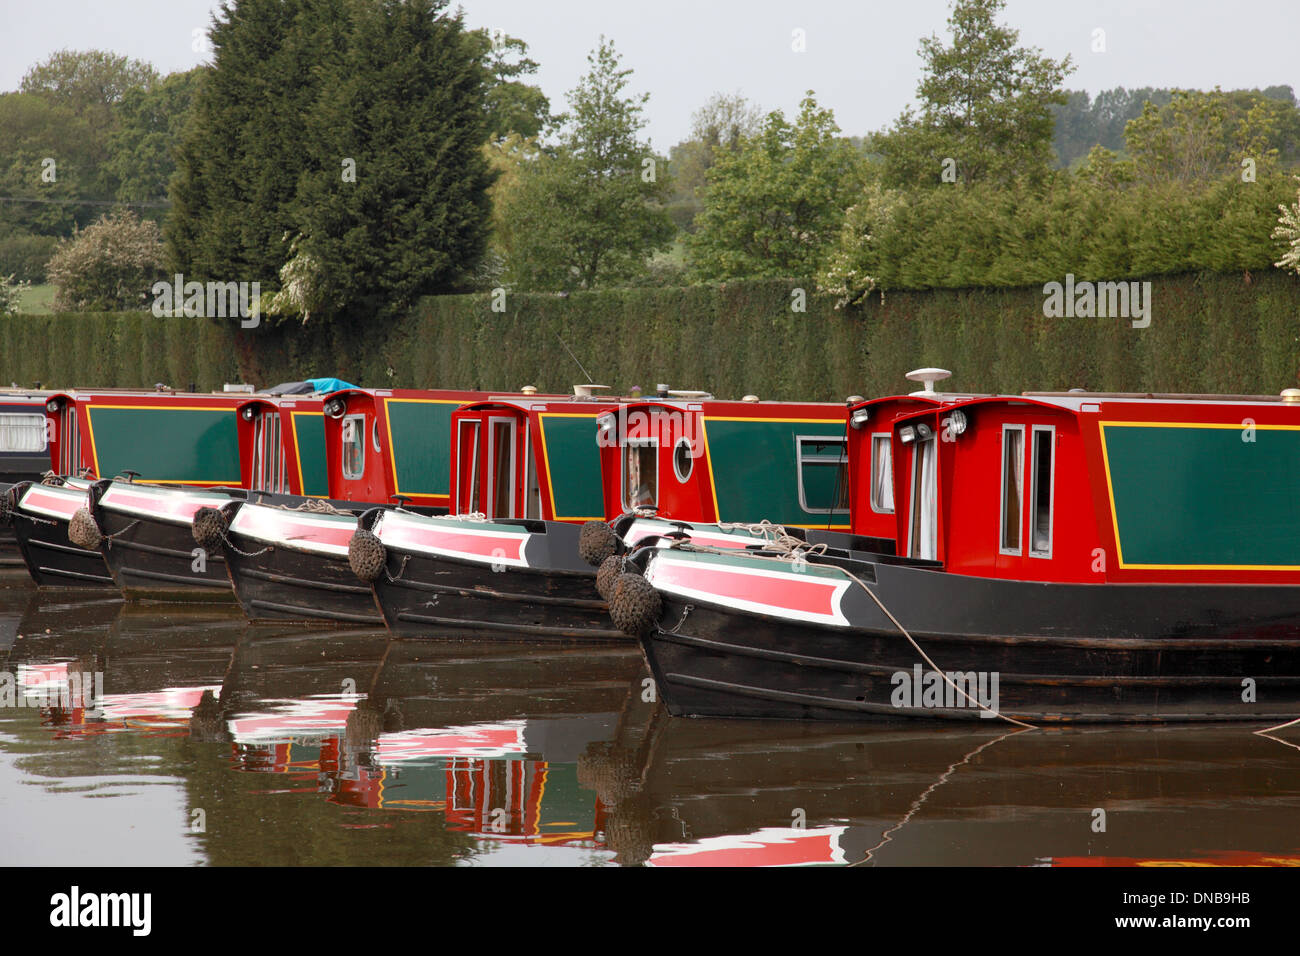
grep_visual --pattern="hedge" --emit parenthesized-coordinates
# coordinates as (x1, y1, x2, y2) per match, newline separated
(3, 272, 1298, 401)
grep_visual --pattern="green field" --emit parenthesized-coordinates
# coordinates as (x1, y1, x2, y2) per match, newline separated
(17, 284, 56, 314)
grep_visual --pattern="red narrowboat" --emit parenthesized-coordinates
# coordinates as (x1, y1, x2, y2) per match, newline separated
(623, 372, 1300, 723)
(10, 387, 253, 590)
(593, 388, 953, 558)
(216, 387, 512, 623)
(360, 393, 626, 639)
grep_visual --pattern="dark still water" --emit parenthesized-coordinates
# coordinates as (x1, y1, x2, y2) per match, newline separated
(4, 571, 1300, 867)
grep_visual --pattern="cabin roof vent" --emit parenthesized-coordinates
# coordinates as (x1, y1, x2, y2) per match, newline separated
(1282, 388, 1300, 404)
(520, 385, 537, 396)
(742, 394, 760, 402)
(667, 389, 712, 400)
(905, 367, 952, 397)
(573, 384, 610, 398)
(845, 394, 865, 405)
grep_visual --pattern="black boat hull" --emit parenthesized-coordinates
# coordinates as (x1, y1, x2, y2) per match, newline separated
(634, 554, 1300, 723)
(10, 483, 115, 588)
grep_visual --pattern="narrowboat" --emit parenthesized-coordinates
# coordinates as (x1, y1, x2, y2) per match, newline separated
(8, 387, 255, 590)
(361, 393, 626, 639)
(10, 477, 117, 587)
(595, 388, 956, 557)
(53, 388, 264, 599)
(359, 387, 928, 641)
(621, 375, 1300, 723)
(216, 387, 495, 623)
(0, 390, 53, 567)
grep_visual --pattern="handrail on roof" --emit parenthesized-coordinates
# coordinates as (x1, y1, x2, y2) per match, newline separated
(1023, 391, 1296, 403)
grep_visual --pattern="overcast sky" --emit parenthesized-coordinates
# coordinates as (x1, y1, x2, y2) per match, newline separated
(1, 0, 1296, 148)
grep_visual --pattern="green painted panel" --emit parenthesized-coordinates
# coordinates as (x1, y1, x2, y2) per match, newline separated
(704, 419, 848, 525)
(291, 412, 329, 497)
(386, 400, 457, 497)
(539, 414, 604, 519)
(1103, 424, 1300, 566)
(88, 407, 240, 482)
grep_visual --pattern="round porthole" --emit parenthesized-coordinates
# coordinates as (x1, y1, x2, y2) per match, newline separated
(673, 436, 694, 483)
(372, 419, 382, 453)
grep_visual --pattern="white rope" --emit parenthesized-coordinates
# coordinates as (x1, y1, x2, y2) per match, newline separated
(661, 537, 1035, 729)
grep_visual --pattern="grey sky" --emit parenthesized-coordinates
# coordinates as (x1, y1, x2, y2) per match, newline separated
(1, 0, 1296, 149)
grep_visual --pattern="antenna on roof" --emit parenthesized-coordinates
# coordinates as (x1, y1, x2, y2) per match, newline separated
(554, 332, 593, 384)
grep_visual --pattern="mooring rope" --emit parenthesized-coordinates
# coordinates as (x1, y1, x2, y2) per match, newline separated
(661, 537, 1036, 729)
(269, 498, 351, 515)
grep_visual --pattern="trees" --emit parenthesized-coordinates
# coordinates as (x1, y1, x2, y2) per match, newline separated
(688, 93, 867, 281)
(167, 0, 495, 325)
(104, 68, 205, 209)
(287, 0, 495, 320)
(470, 31, 551, 140)
(499, 37, 673, 290)
(46, 209, 164, 312)
(667, 92, 764, 232)
(1275, 178, 1300, 275)
(874, 0, 1072, 186)
(20, 49, 158, 139)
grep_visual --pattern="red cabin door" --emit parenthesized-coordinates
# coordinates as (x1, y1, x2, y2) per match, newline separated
(454, 411, 527, 519)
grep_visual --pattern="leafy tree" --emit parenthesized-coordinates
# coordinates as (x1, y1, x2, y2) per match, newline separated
(167, 0, 349, 290)
(1124, 88, 1294, 185)
(104, 68, 205, 209)
(286, 0, 496, 321)
(667, 92, 763, 232)
(0, 92, 99, 237)
(1275, 177, 1300, 275)
(688, 93, 867, 281)
(20, 49, 158, 138)
(468, 30, 550, 140)
(46, 209, 164, 311)
(168, 0, 494, 324)
(500, 37, 673, 290)
(874, 0, 1072, 186)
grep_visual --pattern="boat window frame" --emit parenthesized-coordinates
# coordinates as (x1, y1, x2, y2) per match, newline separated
(869, 432, 895, 515)
(795, 434, 850, 515)
(523, 424, 541, 519)
(0, 413, 47, 453)
(61, 405, 80, 475)
(621, 435, 659, 512)
(672, 435, 694, 484)
(455, 419, 481, 514)
(907, 431, 938, 559)
(485, 415, 517, 519)
(1028, 424, 1055, 559)
(341, 413, 366, 480)
(999, 424, 1025, 556)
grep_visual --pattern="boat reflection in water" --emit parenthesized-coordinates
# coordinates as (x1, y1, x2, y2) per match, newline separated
(594, 719, 1300, 866)
(7, 589, 1300, 866)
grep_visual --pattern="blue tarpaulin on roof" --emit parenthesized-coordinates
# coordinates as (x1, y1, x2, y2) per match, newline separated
(306, 378, 357, 394)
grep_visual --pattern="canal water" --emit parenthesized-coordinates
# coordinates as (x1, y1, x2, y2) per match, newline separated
(3, 570, 1300, 867)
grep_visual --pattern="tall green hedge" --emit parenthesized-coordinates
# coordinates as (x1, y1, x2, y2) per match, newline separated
(3, 273, 1299, 400)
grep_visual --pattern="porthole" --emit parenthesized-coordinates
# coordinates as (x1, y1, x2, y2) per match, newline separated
(673, 436, 694, 483)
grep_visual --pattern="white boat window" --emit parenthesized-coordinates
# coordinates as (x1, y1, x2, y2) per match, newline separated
(870, 433, 894, 514)
(1029, 426, 1054, 558)
(341, 414, 365, 479)
(0, 414, 46, 453)
(622, 438, 658, 512)
(1000, 425, 1024, 554)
